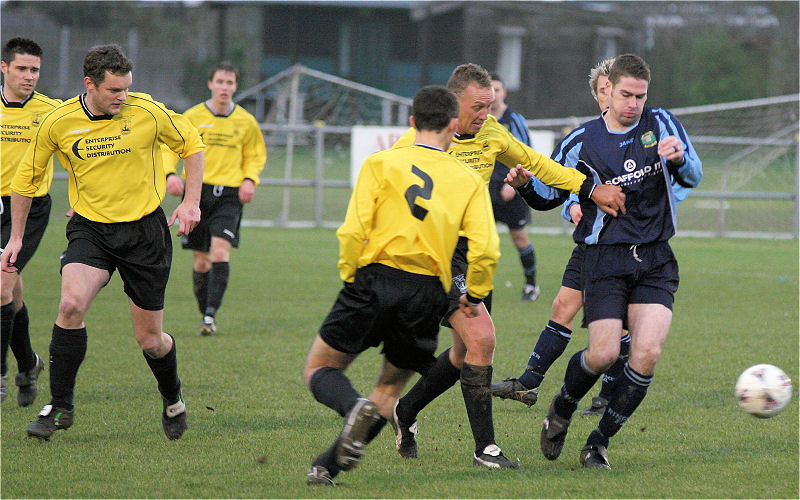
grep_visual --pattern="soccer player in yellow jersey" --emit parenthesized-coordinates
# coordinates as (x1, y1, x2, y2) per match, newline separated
(390, 63, 626, 467)
(163, 62, 266, 336)
(1, 44, 205, 442)
(303, 86, 502, 486)
(0, 38, 60, 407)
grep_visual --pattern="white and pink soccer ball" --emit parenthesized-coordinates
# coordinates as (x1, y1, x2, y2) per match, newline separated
(735, 364, 792, 418)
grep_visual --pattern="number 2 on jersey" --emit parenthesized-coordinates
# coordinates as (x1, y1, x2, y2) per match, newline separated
(404, 165, 433, 221)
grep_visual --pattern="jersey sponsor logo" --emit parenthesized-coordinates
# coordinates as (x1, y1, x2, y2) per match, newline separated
(641, 131, 657, 148)
(72, 135, 131, 159)
(623, 159, 637, 172)
(618, 137, 634, 148)
(605, 161, 663, 187)
(72, 139, 85, 160)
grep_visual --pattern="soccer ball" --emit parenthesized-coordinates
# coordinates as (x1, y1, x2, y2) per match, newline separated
(735, 364, 792, 418)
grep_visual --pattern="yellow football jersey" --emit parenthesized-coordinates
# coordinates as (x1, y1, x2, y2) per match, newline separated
(162, 103, 266, 187)
(1, 90, 61, 197)
(338, 144, 499, 299)
(12, 92, 204, 223)
(394, 114, 585, 193)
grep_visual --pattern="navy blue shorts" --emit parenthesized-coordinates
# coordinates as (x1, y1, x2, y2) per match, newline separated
(1, 195, 51, 273)
(560, 243, 586, 291)
(489, 180, 531, 231)
(181, 184, 243, 252)
(582, 241, 679, 325)
(60, 207, 171, 311)
(441, 237, 492, 328)
(319, 264, 448, 376)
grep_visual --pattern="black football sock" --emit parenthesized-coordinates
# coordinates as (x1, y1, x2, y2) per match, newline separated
(518, 320, 572, 389)
(553, 350, 600, 420)
(1, 302, 16, 376)
(313, 441, 343, 478)
(597, 334, 631, 401)
(460, 363, 495, 454)
(192, 270, 209, 315)
(519, 244, 537, 285)
(204, 261, 230, 317)
(594, 363, 651, 445)
(48, 325, 87, 410)
(143, 333, 181, 404)
(365, 415, 387, 444)
(308, 366, 360, 417)
(10, 303, 36, 372)
(395, 348, 460, 424)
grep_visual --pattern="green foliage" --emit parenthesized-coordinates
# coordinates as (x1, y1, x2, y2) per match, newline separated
(1, 220, 797, 497)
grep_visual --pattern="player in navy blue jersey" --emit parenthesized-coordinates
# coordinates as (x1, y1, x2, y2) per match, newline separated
(509, 54, 701, 470)
(488, 74, 539, 302)
(492, 58, 620, 410)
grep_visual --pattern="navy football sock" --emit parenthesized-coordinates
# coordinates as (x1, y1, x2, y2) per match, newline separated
(519, 244, 537, 285)
(518, 320, 571, 389)
(553, 350, 600, 420)
(597, 363, 651, 440)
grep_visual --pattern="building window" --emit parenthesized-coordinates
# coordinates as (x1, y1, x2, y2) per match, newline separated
(497, 26, 527, 91)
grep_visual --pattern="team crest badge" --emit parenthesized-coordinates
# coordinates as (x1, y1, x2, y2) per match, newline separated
(482, 140, 490, 151)
(640, 131, 657, 148)
(31, 111, 44, 126)
(120, 115, 132, 135)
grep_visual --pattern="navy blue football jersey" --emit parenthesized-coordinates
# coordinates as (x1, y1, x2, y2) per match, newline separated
(553, 107, 702, 245)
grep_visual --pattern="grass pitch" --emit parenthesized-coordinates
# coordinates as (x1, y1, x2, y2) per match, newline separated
(1, 218, 797, 497)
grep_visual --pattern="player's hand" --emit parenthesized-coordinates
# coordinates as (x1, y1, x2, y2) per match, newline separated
(504, 165, 532, 188)
(500, 183, 516, 202)
(65, 208, 75, 217)
(568, 202, 583, 224)
(239, 179, 256, 204)
(458, 294, 481, 318)
(166, 175, 185, 197)
(169, 202, 201, 236)
(590, 184, 626, 217)
(658, 136, 684, 164)
(0, 237, 22, 273)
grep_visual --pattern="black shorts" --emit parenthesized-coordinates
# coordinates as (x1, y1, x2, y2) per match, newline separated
(319, 263, 448, 376)
(60, 207, 172, 311)
(441, 237, 492, 328)
(1, 195, 51, 273)
(582, 241, 679, 325)
(181, 184, 243, 252)
(489, 180, 531, 231)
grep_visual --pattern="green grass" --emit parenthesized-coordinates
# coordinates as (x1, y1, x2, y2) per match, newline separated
(1, 215, 797, 497)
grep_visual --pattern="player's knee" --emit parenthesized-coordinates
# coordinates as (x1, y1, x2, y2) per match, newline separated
(468, 329, 496, 356)
(632, 345, 662, 373)
(58, 294, 88, 322)
(584, 346, 618, 372)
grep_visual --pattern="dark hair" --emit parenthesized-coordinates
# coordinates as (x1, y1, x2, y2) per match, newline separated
(2, 37, 42, 64)
(489, 72, 503, 84)
(208, 61, 239, 83)
(608, 53, 650, 86)
(83, 44, 133, 85)
(412, 86, 458, 131)
(447, 63, 492, 94)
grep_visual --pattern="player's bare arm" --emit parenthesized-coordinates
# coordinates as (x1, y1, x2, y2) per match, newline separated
(0, 192, 33, 272)
(238, 178, 256, 204)
(170, 151, 203, 236)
